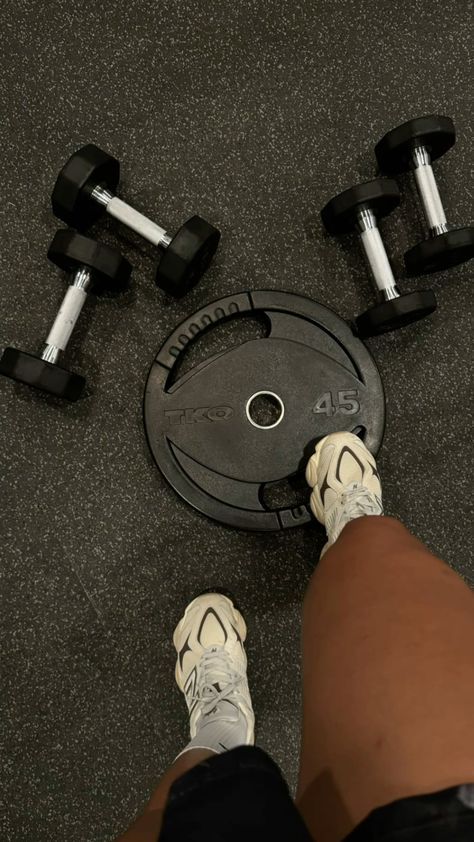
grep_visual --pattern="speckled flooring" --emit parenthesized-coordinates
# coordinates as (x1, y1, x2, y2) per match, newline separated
(0, 2, 473, 840)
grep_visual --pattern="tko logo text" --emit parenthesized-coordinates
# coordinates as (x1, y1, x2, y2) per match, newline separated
(164, 406, 234, 425)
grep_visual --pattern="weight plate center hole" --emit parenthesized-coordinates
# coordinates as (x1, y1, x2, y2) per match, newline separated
(246, 391, 285, 430)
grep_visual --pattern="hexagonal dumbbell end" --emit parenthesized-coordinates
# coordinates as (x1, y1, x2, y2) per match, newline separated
(156, 215, 221, 296)
(51, 144, 120, 229)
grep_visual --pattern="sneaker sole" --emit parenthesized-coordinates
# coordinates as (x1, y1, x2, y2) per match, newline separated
(306, 440, 325, 524)
(195, 587, 242, 614)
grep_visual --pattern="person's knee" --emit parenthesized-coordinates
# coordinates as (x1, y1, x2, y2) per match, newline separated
(302, 515, 420, 612)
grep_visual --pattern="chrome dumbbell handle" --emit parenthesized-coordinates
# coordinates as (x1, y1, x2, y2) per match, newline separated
(356, 209, 400, 302)
(412, 146, 449, 236)
(91, 185, 172, 249)
(42, 267, 92, 365)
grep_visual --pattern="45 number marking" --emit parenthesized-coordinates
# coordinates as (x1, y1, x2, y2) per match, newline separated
(313, 389, 360, 416)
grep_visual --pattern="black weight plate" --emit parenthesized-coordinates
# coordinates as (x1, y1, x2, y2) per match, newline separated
(0, 347, 85, 401)
(404, 227, 474, 275)
(51, 144, 120, 229)
(375, 116, 456, 174)
(144, 291, 386, 531)
(48, 229, 132, 293)
(355, 290, 437, 338)
(321, 179, 400, 235)
(157, 216, 221, 297)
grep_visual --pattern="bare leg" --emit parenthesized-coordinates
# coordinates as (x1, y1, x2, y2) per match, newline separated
(115, 749, 215, 841)
(297, 516, 474, 842)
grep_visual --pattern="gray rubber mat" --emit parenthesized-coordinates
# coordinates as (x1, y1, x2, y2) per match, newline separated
(0, 2, 472, 839)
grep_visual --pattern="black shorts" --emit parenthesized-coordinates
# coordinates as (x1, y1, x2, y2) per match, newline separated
(159, 746, 474, 841)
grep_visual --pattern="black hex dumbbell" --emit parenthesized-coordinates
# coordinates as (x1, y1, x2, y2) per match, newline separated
(0, 230, 131, 401)
(51, 144, 220, 297)
(321, 179, 437, 338)
(375, 115, 474, 275)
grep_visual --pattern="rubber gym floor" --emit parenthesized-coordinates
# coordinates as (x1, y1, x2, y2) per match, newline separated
(0, 2, 472, 840)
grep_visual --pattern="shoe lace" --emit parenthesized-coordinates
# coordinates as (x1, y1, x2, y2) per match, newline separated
(338, 484, 382, 521)
(191, 646, 244, 718)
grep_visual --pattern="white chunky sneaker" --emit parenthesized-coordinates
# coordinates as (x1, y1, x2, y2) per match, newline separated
(306, 431, 383, 552)
(173, 593, 255, 755)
